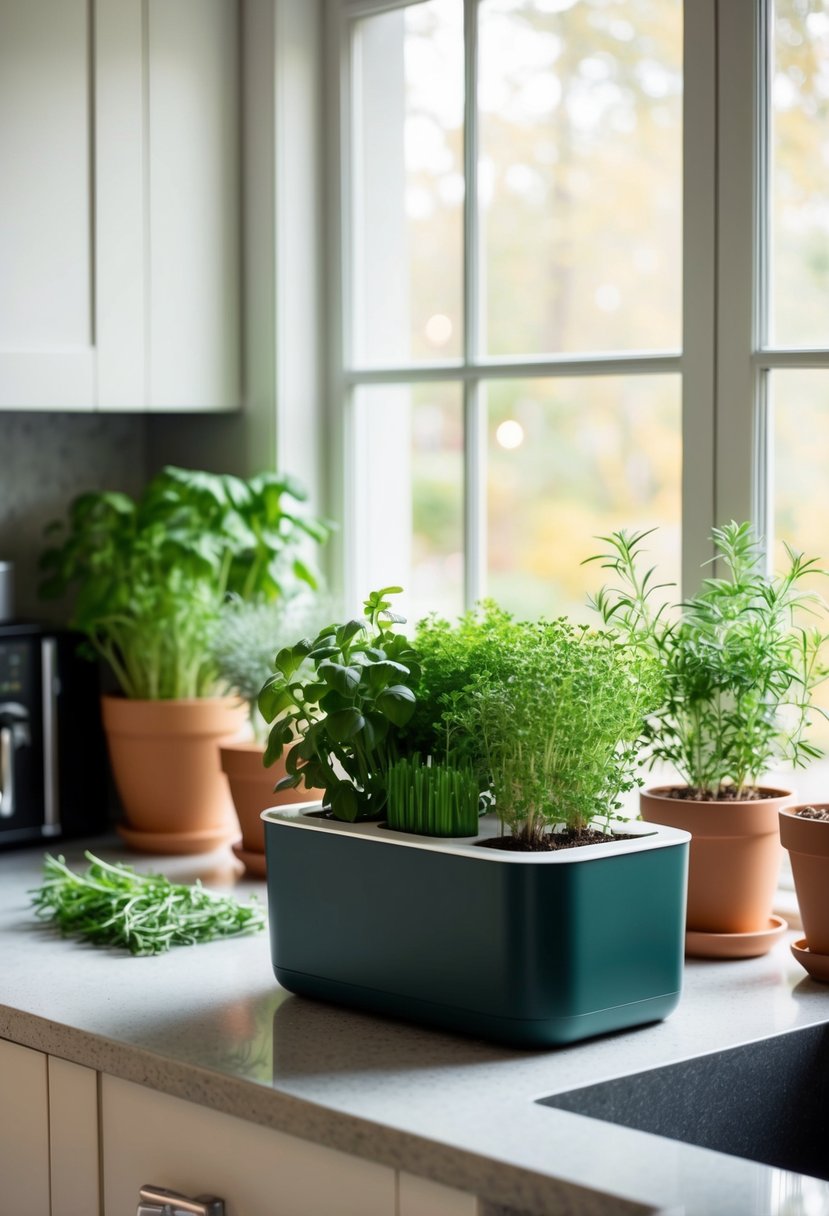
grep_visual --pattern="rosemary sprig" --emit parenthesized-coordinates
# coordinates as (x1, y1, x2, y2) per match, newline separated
(31, 852, 266, 956)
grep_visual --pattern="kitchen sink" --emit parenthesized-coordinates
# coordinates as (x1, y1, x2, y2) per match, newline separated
(538, 1024, 829, 1181)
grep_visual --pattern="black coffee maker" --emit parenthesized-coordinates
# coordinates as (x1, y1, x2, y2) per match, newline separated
(0, 564, 108, 847)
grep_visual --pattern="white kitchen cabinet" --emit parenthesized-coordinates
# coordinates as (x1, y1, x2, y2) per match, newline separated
(0, 1038, 51, 1216)
(0, 0, 241, 413)
(399, 1171, 481, 1216)
(0, 1042, 99, 1216)
(48, 1055, 101, 1216)
(101, 1074, 397, 1216)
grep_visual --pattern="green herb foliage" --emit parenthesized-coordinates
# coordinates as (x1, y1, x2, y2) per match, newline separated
(442, 616, 661, 844)
(39, 467, 331, 700)
(587, 522, 829, 797)
(409, 602, 526, 774)
(258, 588, 421, 821)
(212, 594, 329, 742)
(31, 852, 265, 955)
(385, 755, 480, 837)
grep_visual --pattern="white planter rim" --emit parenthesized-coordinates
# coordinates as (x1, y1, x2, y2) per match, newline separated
(262, 804, 690, 864)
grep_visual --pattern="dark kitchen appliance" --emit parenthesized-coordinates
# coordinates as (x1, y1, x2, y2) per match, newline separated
(0, 622, 108, 847)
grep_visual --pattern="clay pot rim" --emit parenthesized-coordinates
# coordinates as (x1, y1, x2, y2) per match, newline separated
(101, 692, 245, 710)
(780, 803, 829, 820)
(643, 784, 794, 806)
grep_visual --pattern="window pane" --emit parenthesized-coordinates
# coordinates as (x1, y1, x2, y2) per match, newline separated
(771, 1, 829, 348)
(352, 383, 464, 621)
(351, 1, 464, 366)
(478, 0, 682, 358)
(773, 369, 829, 746)
(487, 375, 681, 618)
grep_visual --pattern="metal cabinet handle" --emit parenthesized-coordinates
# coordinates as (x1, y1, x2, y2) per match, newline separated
(136, 1184, 225, 1216)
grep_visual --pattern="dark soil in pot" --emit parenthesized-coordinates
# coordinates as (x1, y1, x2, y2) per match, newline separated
(478, 828, 636, 852)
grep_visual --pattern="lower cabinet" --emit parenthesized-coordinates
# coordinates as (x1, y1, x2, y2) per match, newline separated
(0, 1040, 99, 1216)
(0, 1039, 50, 1216)
(101, 1075, 396, 1216)
(102, 1076, 480, 1215)
(0, 1037, 480, 1216)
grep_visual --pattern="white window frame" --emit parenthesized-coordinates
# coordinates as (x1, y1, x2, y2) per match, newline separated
(320, 0, 822, 608)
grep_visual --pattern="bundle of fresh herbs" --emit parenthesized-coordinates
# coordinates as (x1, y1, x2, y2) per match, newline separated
(31, 853, 266, 955)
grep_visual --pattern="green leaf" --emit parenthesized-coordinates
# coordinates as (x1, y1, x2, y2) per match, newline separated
(331, 782, 360, 822)
(318, 660, 362, 696)
(258, 677, 293, 723)
(326, 708, 366, 741)
(376, 684, 416, 726)
(335, 619, 366, 648)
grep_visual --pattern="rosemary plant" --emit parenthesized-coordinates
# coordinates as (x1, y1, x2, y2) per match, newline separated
(587, 522, 829, 798)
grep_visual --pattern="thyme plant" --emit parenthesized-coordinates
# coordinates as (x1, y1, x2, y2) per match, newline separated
(587, 522, 829, 798)
(442, 617, 662, 845)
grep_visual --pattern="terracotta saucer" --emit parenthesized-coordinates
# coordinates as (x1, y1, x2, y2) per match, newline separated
(231, 841, 268, 878)
(116, 823, 236, 856)
(790, 938, 829, 983)
(685, 915, 788, 960)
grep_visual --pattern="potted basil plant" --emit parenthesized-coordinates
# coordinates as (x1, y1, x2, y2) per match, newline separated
(259, 592, 690, 1048)
(39, 466, 330, 854)
(588, 521, 829, 957)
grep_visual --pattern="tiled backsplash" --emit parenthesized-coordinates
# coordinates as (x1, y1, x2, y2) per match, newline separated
(0, 412, 148, 622)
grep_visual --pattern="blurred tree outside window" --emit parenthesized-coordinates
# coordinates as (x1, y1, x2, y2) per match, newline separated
(337, 0, 829, 646)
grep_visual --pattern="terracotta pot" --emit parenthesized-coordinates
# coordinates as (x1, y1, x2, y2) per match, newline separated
(640, 786, 792, 935)
(779, 805, 829, 955)
(101, 695, 246, 853)
(219, 740, 324, 876)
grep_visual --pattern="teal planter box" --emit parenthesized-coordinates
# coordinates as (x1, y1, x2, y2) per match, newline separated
(263, 807, 690, 1048)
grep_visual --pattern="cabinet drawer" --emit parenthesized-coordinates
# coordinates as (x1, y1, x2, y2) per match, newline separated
(101, 1075, 396, 1216)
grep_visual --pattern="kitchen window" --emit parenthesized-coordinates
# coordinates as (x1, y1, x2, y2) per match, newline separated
(324, 0, 829, 637)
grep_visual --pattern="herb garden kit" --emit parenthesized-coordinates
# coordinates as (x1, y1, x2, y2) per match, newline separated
(258, 589, 690, 1047)
(264, 806, 689, 1047)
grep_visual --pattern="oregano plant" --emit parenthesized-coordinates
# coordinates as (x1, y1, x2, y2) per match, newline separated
(587, 521, 829, 798)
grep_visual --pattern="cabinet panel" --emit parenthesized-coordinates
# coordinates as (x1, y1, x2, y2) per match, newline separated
(94, 0, 146, 411)
(0, 0, 95, 411)
(147, 0, 241, 410)
(49, 1056, 100, 1216)
(0, 0, 241, 413)
(102, 1075, 395, 1216)
(399, 1171, 480, 1216)
(0, 0, 92, 352)
(0, 1038, 50, 1216)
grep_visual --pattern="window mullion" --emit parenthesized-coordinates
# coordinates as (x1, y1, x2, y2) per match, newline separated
(715, 0, 764, 537)
(463, 0, 485, 609)
(682, 0, 718, 595)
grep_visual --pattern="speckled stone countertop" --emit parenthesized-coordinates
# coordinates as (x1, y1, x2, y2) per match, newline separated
(2, 837, 829, 1216)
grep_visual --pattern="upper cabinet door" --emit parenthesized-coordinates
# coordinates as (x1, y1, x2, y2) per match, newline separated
(0, 0, 95, 409)
(0, 0, 242, 413)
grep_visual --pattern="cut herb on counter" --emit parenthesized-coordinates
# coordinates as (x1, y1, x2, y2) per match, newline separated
(31, 852, 266, 955)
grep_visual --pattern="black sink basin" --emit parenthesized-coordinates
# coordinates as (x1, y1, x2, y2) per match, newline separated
(539, 1024, 829, 1181)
